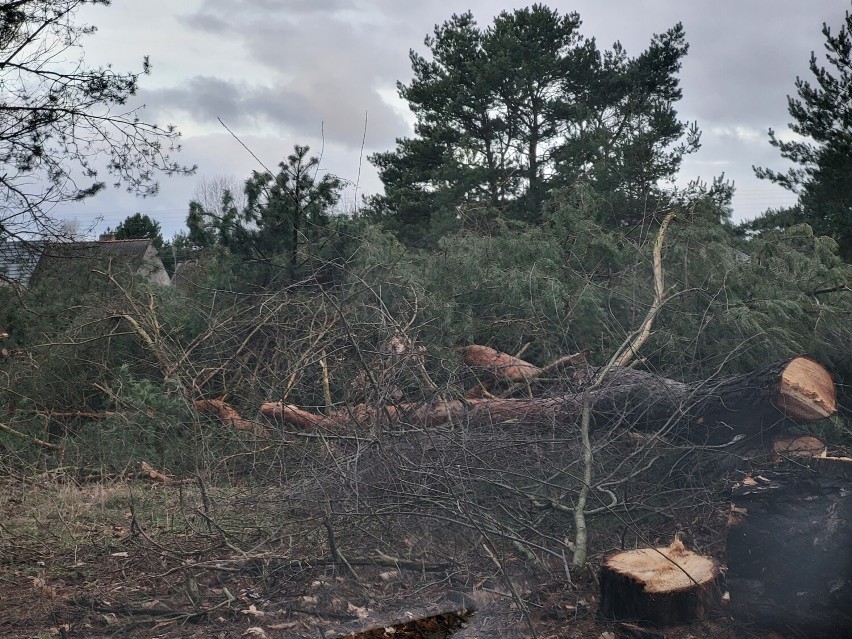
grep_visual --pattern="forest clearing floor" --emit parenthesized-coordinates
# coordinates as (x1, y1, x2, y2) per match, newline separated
(0, 475, 789, 639)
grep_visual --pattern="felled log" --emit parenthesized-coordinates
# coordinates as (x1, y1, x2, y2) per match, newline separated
(195, 398, 266, 435)
(726, 457, 852, 637)
(598, 537, 720, 625)
(458, 344, 541, 382)
(260, 399, 494, 431)
(581, 356, 835, 442)
(262, 357, 836, 444)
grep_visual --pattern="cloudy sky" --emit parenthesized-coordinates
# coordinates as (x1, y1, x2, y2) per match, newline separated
(53, 0, 848, 238)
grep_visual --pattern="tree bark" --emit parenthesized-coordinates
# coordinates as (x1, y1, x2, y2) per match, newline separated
(598, 538, 720, 625)
(726, 457, 852, 638)
(195, 398, 265, 434)
(457, 344, 541, 381)
(262, 357, 836, 444)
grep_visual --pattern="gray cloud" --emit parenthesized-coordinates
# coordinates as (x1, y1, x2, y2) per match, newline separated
(142, 73, 404, 150)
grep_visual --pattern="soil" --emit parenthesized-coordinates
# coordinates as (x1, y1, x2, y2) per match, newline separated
(0, 476, 799, 639)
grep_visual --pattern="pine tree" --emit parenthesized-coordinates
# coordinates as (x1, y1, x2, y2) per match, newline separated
(115, 213, 164, 249)
(368, 6, 697, 245)
(186, 146, 342, 281)
(753, 6, 852, 261)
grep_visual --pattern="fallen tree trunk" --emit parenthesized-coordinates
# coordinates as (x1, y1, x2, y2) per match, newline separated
(458, 344, 541, 382)
(261, 399, 495, 431)
(726, 457, 852, 637)
(262, 356, 836, 443)
(459, 344, 588, 399)
(598, 538, 720, 625)
(195, 398, 266, 435)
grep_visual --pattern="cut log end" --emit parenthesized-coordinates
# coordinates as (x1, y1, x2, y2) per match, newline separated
(776, 357, 836, 421)
(599, 540, 720, 626)
(771, 434, 827, 461)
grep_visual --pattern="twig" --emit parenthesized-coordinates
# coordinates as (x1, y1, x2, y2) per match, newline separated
(481, 542, 539, 639)
(353, 110, 368, 215)
(217, 117, 273, 174)
(323, 517, 360, 582)
(0, 420, 63, 451)
(319, 349, 332, 410)
(613, 209, 676, 368)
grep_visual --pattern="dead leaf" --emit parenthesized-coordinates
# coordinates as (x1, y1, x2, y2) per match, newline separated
(241, 604, 265, 617)
(30, 576, 56, 598)
(101, 613, 119, 626)
(242, 628, 268, 638)
(347, 602, 369, 619)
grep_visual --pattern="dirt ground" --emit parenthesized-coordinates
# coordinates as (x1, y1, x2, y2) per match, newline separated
(0, 476, 798, 639)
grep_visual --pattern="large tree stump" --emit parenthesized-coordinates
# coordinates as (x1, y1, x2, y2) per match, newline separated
(598, 538, 720, 625)
(726, 457, 852, 637)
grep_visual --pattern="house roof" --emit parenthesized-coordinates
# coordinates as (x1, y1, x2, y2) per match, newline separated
(1, 238, 171, 288)
(0, 240, 48, 287)
(31, 239, 170, 286)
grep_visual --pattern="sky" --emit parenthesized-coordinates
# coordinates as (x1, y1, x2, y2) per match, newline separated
(50, 0, 849, 239)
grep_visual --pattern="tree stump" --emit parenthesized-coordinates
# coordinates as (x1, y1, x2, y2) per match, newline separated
(726, 457, 852, 638)
(598, 538, 720, 625)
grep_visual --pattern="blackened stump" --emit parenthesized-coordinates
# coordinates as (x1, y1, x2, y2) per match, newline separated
(726, 457, 852, 638)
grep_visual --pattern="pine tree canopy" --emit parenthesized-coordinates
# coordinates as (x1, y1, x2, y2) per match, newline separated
(752, 5, 852, 261)
(367, 5, 700, 245)
(115, 213, 164, 249)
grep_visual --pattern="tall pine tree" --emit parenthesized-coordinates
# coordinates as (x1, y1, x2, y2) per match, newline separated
(752, 6, 852, 261)
(187, 145, 342, 280)
(368, 6, 698, 245)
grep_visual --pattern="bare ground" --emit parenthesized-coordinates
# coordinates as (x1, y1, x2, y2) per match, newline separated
(0, 474, 794, 639)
